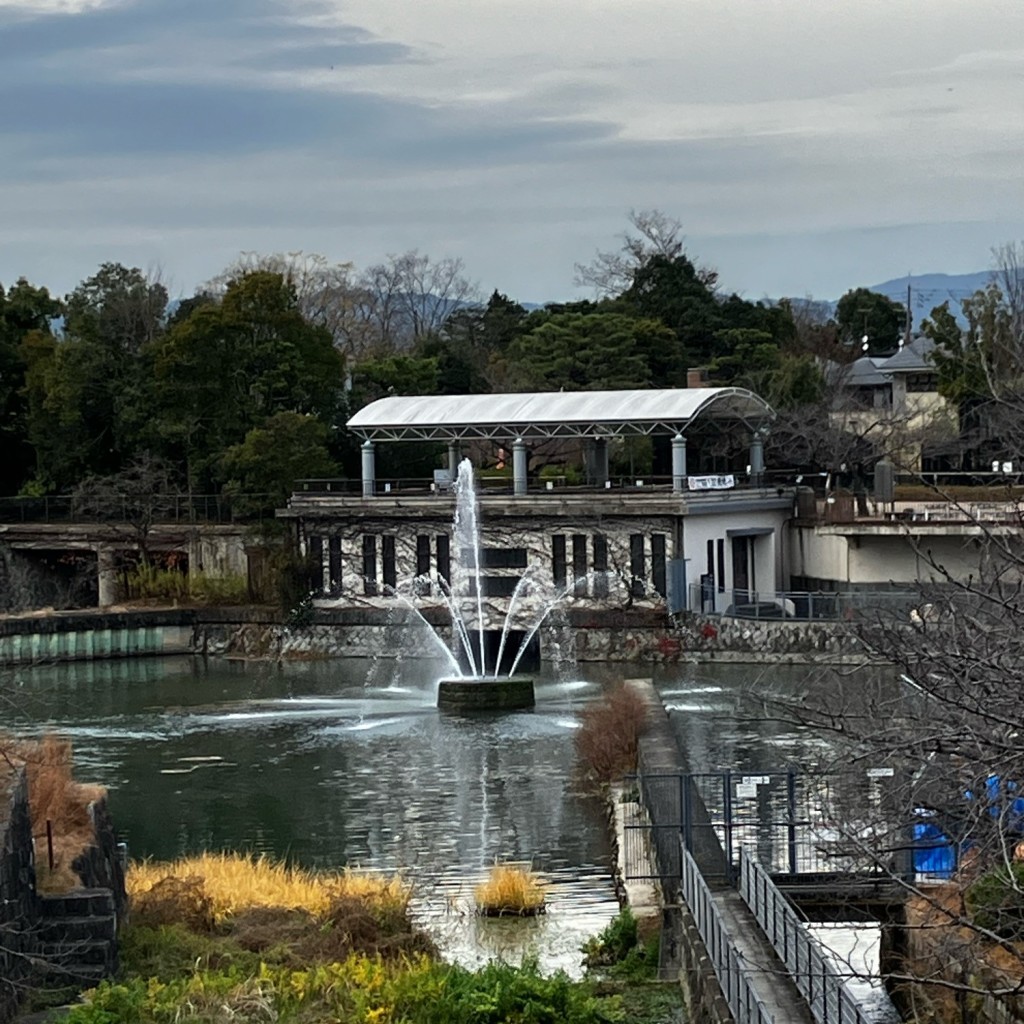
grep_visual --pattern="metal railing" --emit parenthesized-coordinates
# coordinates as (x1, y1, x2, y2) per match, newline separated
(688, 585, 925, 622)
(682, 841, 775, 1024)
(625, 770, 913, 885)
(0, 494, 275, 525)
(739, 848, 870, 1024)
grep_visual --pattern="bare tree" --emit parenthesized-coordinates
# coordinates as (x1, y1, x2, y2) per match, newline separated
(574, 209, 718, 298)
(357, 250, 479, 351)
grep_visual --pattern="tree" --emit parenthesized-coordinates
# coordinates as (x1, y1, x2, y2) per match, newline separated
(150, 271, 344, 493)
(71, 454, 178, 564)
(502, 312, 666, 392)
(574, 209, 717, 298)
(355, 250, 479, 351)
(219, 413, 338, 518)
(835, 288, 907, 355)
(0, 278, 61, 493)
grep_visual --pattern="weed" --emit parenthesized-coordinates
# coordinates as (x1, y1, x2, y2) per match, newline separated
(474, 863, 546, 916)
(574, 684, 649, 785)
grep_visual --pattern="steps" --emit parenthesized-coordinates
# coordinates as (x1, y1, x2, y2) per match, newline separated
(33, 888, 118, 987)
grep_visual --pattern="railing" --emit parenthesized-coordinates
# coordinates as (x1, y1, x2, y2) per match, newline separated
(682, 841, 775, 1024)
(739, 848, 871, 1024)
(292, 474, 768, 497)
(0, 494, 275, 525)
(624, 770, 913, 885)
(688, 585, 925, 622)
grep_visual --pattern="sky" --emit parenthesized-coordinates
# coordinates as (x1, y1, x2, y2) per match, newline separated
(1, 0, 1023, 305)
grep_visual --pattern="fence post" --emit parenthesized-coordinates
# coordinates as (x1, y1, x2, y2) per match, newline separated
(681, 773, 693, 855)
(787, 770, 798, 875)
(723, 770, 734, 878)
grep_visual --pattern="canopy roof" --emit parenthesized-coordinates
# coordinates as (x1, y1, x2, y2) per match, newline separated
(348, 387, 773, 442)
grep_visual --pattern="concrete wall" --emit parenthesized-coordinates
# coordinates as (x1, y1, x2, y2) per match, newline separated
(790, 525, 989, 587)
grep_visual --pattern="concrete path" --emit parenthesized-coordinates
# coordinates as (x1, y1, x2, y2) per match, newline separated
(711, 887, 816, 1024)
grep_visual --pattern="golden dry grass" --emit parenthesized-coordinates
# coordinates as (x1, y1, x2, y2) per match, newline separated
(128, 852, 409, 922)
(474, 863, 546, 917)
(1, 734, 105, 893)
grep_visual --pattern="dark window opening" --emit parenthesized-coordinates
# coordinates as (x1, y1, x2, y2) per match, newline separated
(593, 533, 608, 599)
(572, 534, 587, 597)
(552, 535, 567, 589)
(477, 548, 528, 569)
(382, 535, 397, 592)
(362, 536, 377, 596)
(308, 536, 324, 595)
(436, 535, 451, 588)
(468, 576, 521, 598)
(651, 534, 667, 597)
(716, 539, 725, 593)
(415, 535, 431, 595)
(328, 536, 342, 597)
(630, 534, 646, 598)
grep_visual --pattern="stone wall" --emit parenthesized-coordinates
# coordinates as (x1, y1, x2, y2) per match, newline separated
(672, 613, 865, 661)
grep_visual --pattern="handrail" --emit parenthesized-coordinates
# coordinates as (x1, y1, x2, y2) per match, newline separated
(0, 494, 275, 525)
(739, 847, 871, 1024)
(681, 840, 775, 1024)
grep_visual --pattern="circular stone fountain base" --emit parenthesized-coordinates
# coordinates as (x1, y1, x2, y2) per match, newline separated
(437, 677, 535, 711)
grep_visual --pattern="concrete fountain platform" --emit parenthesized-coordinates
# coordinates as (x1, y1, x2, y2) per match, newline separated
(436, 677, 535, 711)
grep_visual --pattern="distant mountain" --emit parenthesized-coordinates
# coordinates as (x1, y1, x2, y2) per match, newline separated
(864, 271, 993, 326)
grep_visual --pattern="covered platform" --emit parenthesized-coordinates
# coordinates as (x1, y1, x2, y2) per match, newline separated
(346, 386, 774, 497)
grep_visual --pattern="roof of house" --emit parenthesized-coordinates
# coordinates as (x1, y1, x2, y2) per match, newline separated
(347, 386, 773, 442)
(881, 336, 936, 373)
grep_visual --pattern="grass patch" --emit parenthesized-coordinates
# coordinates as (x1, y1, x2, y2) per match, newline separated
(123, 565, 250, 605)
(574, 684, 649, 786)
(474, 863, 546, 917)
(128, 852, 410, 922)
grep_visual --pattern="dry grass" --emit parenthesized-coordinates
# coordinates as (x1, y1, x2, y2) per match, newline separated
(1, 734, 105, 892)
(474, 863, 546, 917)
(574, 683, 649, 785)
(128, 852, 410, 922)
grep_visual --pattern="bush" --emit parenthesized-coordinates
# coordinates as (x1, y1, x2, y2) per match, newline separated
(582, 910, 659, 981)
(966, 863, 1024, 939)
(574, 684, 649, 785)
(122, 564, 249, 605)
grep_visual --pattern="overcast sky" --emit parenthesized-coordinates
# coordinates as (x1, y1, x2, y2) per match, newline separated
(1, 0, 1022, 304)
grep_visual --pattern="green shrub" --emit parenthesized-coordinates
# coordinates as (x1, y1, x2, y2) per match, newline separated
(966, 863, 1024, 939)
(582, 910, 659, 981)
(122, 565, 249, 605)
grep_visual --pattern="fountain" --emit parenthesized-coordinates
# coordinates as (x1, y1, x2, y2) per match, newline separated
(434, 459, 537, 711)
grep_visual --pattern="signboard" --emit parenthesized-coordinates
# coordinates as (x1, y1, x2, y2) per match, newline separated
(866, 767, 895, 779)
(687, 475, 735, 491)
(736, 775, 770, 799)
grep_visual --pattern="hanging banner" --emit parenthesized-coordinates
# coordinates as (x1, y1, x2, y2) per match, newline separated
(687, 475, 735, 491)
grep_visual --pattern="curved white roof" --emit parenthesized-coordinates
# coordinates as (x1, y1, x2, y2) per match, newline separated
(348, 387, 772, 442)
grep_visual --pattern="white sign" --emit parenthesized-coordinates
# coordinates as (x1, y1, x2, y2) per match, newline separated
(687, 475, 735, 491)
(735, 783, 758, 799)
(742, 775, 770, 786)
(866, 767, 895, 779)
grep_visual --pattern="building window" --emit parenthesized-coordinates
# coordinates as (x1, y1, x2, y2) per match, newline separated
(593, 533, 608, 599)
(415, 535, 431, 595)
(651, 534, 667, 597)
(382, 536, 397, 592)
(572, 535, 587, 597)
(436, 535, 451, 588)
(308, 536, 324, 595)
(469, 577, 520, 598)
(906, 373, 938, 393)
(716, 539, 725, 593)
(479, 548, 528, 569)
(552, 535, 567, 589)
(328, 536, 342, 597)
(362, 536, 377, 596)
(630, 534, 645, 598)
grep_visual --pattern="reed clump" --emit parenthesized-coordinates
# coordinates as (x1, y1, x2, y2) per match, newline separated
(2, 734, 105, 892)
(474, 863, 546, 917)
(574, 683, 649, 785)
(128, 852, 410, 922)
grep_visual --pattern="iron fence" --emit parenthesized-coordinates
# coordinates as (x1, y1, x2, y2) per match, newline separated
(739, 848, 871, 1024)
(0, 494, 275, 525)
(624, 770, 913, 886)
(681, 841, 775, 1024)
(688, 584, 925, 622)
